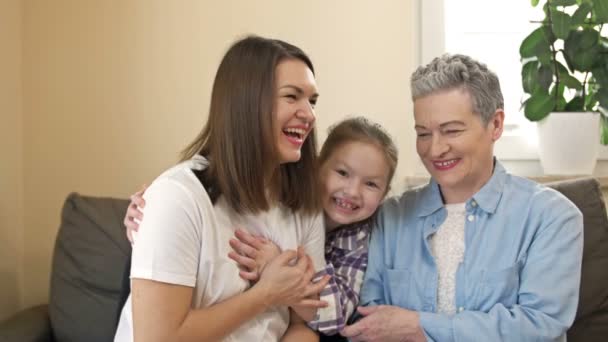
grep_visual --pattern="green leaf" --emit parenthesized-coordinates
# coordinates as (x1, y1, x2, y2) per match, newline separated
(551, 0, 577, 5)
(593, 65, 608, 88)
(525, 90, 556, 121)
(520, 27, 551, 58)
(522, 61, 541, 94)
(531, 0, 540, 6)
(565, 96, 585, 111)
(551, 11, 572, 40)
(551, 82, 566, 98)
(578, 29, 600, 49)
(572, 46, 601, 71)
(600, 115, 608, 145)
(571, 3, 592, 26)
(542, 25, 557, 45)
(598, 87, 608, 109)
(564, 29, 600, 71)
(585, 91, 599, 110)
(538, 65, 554, 91)
(563, 47, 576, 72)
(595, 0, 608, 23)
(557, 62, 583, 89)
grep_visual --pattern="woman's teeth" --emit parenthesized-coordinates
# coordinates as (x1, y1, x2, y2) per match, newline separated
(283, 127, 305, 139)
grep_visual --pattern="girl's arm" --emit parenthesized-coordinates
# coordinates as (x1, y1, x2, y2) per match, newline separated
(281, 309, 319, 342)
(308, 224, 371, 335)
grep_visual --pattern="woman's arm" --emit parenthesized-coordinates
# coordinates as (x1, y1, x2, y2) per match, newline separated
(281, 309, 319, 342)
(132, 248, 326, 342)
(132, 279, 271, 342)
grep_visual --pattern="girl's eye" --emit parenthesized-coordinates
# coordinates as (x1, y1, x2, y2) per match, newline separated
(445, 129, 463, 135)
(417, 132, 430, 138)
(366, 181, 379, 188)
(309, 99, 317, 108)
(336, 169, 348, 177)
(285, 94, 297, 101)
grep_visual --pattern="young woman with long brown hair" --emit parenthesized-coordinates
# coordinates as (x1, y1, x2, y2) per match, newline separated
(114, 35, 330, 342)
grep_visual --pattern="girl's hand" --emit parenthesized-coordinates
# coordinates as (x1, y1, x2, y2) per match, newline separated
(124, 184, 147, 244)
(228, 229, 281, 281)
(255, 247, 330, 309)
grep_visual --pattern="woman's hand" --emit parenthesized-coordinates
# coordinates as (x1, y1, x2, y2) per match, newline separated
(124, 184, 147, 243)
(228, 228, 281, 281)
(255, 247, 330, 309)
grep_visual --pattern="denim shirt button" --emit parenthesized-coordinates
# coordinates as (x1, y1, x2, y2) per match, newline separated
(467, 215, 475, 222)
(458, 306, 464, 313)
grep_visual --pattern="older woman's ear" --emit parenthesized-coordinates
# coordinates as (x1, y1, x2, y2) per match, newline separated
(490, 109, 505, 142)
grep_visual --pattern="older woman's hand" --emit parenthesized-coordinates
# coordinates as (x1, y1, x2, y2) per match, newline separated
(341, 305, 426, 342)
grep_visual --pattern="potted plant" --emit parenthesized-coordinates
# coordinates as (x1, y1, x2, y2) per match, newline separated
(520, 0, 608, 175)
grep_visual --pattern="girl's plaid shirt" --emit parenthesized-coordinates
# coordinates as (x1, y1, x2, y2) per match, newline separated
(307, 220, 372, 336)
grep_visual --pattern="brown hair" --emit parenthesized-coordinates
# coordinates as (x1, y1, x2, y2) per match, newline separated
(319, 116, 398, 192)
(181, 35, 319, 215)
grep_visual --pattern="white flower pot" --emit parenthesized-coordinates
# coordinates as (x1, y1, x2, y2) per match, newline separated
(537, 112, 600, 175)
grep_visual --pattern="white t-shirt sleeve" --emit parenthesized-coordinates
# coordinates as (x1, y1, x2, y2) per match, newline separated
(300, 213, 326, 271)
(130, 178, 202, 287)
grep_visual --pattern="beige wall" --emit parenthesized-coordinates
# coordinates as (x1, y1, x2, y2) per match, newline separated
(0, 0, 24, 320)
(17, 0, 418, 310)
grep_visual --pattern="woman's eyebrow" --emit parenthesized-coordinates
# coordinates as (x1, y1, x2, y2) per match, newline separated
(279, 85, 319, 97)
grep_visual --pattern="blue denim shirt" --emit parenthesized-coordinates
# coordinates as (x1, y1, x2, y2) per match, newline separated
(359, 161, 583, 341)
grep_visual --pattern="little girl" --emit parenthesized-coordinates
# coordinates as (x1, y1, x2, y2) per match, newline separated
(124, 116, 398, 340)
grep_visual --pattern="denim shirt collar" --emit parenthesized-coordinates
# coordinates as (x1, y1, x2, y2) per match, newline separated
(417, 158, 507, 217)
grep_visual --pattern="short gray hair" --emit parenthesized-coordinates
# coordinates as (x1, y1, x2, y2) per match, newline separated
(410, 54, 504, 125)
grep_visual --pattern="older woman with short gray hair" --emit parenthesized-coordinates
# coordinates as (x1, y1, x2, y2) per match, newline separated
(342, 54, 583, 342)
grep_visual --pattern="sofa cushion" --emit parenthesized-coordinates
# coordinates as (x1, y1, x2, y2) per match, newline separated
(49, 193, 131, 342)
(547, 178, 608, 342)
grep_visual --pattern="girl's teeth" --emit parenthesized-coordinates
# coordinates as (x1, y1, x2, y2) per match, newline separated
(335, 198, 356, 210)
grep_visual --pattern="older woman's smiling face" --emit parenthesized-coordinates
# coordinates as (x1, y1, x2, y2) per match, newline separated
(414, 88, 504, 203)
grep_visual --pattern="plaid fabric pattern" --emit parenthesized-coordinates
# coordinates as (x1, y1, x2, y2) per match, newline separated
(308, 220, 371, 335)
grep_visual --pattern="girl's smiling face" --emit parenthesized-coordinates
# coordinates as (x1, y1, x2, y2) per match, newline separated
(320, 141, 390, 230)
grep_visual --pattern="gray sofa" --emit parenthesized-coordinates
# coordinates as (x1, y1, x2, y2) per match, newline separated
(1, 178, 607, 341)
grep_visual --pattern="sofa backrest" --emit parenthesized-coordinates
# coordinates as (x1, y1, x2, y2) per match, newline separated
(49, 193, 131, 342)
(547, 178, 608, 342)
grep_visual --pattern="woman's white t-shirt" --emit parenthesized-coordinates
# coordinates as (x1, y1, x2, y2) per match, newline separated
(114, 156, 326, 342)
